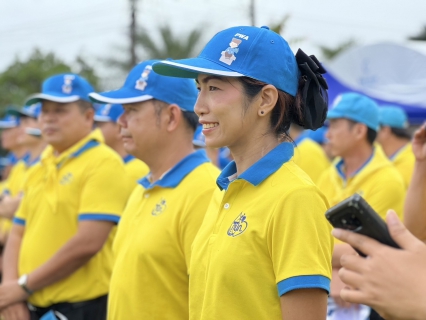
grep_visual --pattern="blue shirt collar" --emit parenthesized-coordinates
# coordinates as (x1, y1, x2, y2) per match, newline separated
(335, 150, 375, 181)
(216, 142, 294, 191)
(123, 154, 135, 164)
(70, 140, 100, 158)
(138, 149, 210, 190)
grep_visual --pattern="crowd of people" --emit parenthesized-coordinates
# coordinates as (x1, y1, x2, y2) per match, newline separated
(0, 25, 424, 320)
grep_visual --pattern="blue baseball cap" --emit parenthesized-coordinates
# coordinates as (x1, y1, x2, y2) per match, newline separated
(8, 103, 41, 119)
(327, 93, 379, 131)
(152, 26, 299, 96)
(193, 125, 206, 147)
(0, 114, 20, 129)
(379, 106, 409, 129)
(89, 60, 198, 112)
(25, 73, 94, 105)
(94, 104, 124, 123)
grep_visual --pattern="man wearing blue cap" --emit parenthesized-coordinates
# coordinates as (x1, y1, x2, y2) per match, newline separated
(0, 104, 47, 221)
(0, 74, 131, 320)
(289, 123, 330, 184)
(377, 106, 414, 189)
(89, 60, 219, 320)
(317, 92, 405, 318)
(94, 103, 149, 185)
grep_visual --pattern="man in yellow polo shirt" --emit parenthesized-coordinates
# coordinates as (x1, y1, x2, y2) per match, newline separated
(0, 104, 47, 221)
(0, 74, 132, 320)
(317, 93, 405, 319)
(290, 123, 330, 184)
(377, 106, 415, 189)
(89, 60, 219, 320)
(94, 103, 149, 185)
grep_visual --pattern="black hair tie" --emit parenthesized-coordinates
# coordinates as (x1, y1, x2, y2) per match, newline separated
(295, 49, 329, 130)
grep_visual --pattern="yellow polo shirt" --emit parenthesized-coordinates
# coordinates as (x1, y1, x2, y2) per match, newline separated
(108, 150, 219, 320)
(3, 158, 28, 196)
(123, 154, 149, 185)
(189, 143, 333, 320)
(14, 129, 132, 307)
(317, 147, 405, 221)
(292, 137, 330, 184)
(390, 143, 415, 189)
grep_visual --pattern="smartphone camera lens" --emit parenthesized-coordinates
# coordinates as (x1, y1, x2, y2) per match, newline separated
(341, 214, 362, 231)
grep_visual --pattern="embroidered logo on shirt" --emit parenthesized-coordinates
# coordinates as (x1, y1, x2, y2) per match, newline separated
(151, 198, 167, 216)
(59, 172, 73, 185)
(227, 212, 248, 237)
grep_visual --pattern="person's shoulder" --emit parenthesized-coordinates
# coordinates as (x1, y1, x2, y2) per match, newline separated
(186, 162, 220, 186)
(84, 143, 125, 166)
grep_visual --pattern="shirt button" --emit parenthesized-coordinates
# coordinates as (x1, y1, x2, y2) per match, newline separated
(144, 194, 150, 198)
(224, 203, 230, 209)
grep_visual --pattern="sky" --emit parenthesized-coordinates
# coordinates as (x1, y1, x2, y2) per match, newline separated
(1, 0, 426, 89)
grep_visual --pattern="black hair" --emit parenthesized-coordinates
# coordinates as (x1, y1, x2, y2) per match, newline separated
(347, 119, 377, 145)
(181, 111, 199, 132)
(237, 77, 305, 141)
(366, 127, 377, 145)
(77, 100, 93, 113)
(390, 127, 412, 140)
(152, 99, 198, 132)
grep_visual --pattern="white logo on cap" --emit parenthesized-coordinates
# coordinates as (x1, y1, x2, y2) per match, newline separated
(135, 65, 152, 91)
(62, 75, 75, 94)
(332, 95, 343, 108)
(101, 104, 112, 116)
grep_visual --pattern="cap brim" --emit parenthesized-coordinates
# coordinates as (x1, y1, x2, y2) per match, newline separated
(26, 93, 80, 105)
(326, 110, 344, 120)
(89, 89, 153, 104)
(0, 121, 18, 129)
(193, 140, 206, 147)
(7, 109, 35, 118)
(25, 127, 42, 137)
(94, 115, 113, 122)
(152, 58, 244, 78)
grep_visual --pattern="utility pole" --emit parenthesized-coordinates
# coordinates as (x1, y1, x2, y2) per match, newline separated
(249, 0, 256, 26)
(129, 0, 137, 67)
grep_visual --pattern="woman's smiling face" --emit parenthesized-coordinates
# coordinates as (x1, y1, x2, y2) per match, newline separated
(195, 75, 259, 149)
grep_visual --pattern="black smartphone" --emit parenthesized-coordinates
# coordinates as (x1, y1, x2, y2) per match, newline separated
(325, 194, 400, 256)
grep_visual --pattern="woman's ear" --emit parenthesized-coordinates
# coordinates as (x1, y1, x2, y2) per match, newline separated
(257, 85, 278, 117)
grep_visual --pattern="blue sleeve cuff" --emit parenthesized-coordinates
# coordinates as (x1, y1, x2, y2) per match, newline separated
(277, 275, 330, 296)
(78, 213, 120, 224)
(13, 217, 26, 226)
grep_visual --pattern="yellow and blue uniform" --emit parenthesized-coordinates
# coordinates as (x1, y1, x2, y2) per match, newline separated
(13, 129, 132, 307)
(292, 136, 330, 184)
(108, 150, 219, 320)
(317, 147, 405, 221)
(189, 143, 333, 320)
(123, 154, 149, 185)
(390, 143, 415, 189)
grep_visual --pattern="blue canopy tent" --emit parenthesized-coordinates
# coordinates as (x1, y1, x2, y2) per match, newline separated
(323, 42, 426, 125)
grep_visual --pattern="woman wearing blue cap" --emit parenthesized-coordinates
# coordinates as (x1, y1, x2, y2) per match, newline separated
(153, 25, 332, 320)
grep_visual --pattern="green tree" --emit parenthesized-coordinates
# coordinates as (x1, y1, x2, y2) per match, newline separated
(0, 49, 99, 110)
(270, 15, 305, 45)
(319, 39, 357, 61)
(409, 26, 426, 41)
(106, 25, 203, 72)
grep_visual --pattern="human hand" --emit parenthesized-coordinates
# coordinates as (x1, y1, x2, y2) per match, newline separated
(333, 210, 426, 320)
(0, 282, 29, 310)
(330, 269, 353, 308)
(1, 302, 30, 320)
(412, 123, 426, 162)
